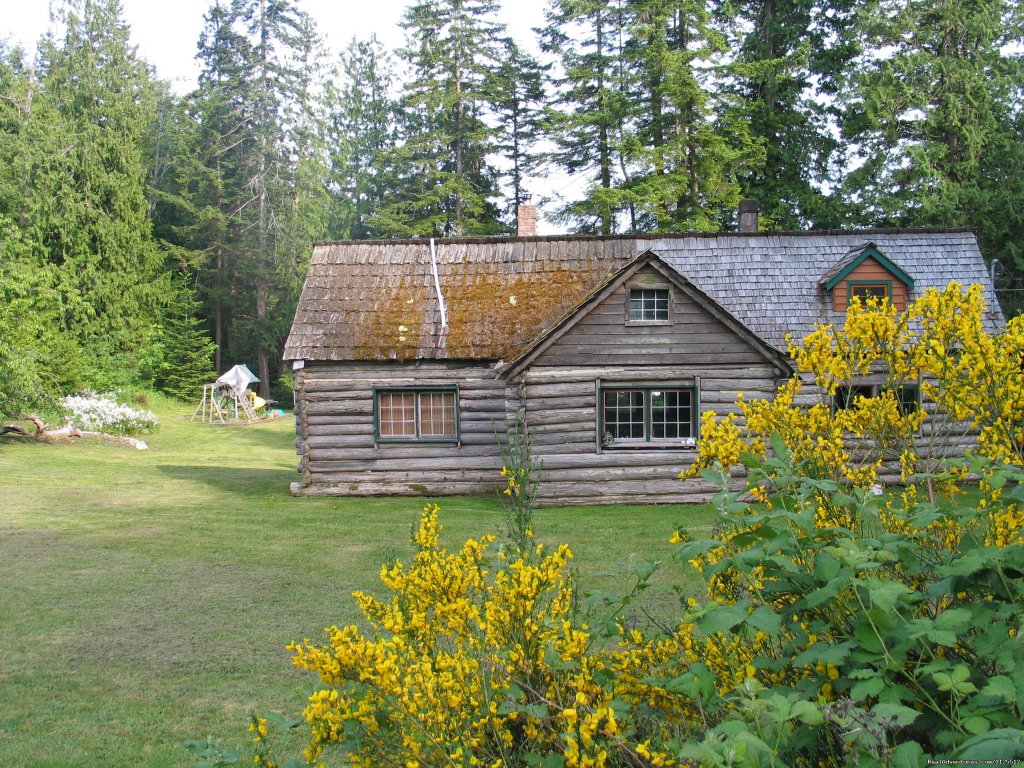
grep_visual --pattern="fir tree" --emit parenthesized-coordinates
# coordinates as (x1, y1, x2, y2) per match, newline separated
(540, 0, 630, 234)
(722, 0, 857, 229)
(841, 0, 1024, 293)
(374, 0, 506, 237)
(155, 273, 218, 402)
(488, 37, 547, 227)
(25, 0, 165, 384)
(327, 36, 400, 239)
(621, 0, 764, 232)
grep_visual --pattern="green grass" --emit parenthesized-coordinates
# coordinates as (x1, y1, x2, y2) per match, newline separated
(0, 396, 717, 767)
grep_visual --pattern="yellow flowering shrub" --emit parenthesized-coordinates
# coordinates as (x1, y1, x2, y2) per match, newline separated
(688, 284, 1024, 547)
(283, 505, 682, 768)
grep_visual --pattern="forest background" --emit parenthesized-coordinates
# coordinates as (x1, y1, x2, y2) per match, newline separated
(1, 0, 1022, 413)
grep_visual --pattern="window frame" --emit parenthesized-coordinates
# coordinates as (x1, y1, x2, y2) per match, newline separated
(847, 280, 893, 306)
(626, 286, 671, 325)
(833, 382, 920, 416)
(599, 385, 698, 449)
(373, 386, 460, 444)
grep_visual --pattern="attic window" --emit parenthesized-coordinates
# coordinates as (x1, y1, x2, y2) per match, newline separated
(629, 288, 669, 321)
(375, 388, 459, 442)
(849, 282, 891, 304)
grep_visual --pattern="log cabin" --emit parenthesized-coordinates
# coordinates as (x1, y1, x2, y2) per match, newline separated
(283, 214, 1002, 505)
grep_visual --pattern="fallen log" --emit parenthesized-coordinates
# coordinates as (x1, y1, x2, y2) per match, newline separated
(0, 414, 148, 449)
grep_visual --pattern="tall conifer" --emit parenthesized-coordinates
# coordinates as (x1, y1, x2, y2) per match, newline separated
(375, 0, 506, 236)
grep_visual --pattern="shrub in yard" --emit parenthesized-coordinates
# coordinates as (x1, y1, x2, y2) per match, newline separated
(283, 503, 684, 768)
(61, 390, 158, 435)
(670, 453, 1024, 765)
(687, 283, 1024, 548)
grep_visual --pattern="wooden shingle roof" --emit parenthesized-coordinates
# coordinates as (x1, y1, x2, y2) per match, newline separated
(283, 229, 1002, 363)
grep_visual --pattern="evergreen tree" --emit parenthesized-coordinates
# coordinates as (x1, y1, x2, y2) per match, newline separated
(540, 0, 631, 234)
(154, 273, 217, 401)
(190, 0, 321, 397)
(374, 0, 506, 237)
(488, 37, 547, 227)
(840, 0, 1024, 288)
(621, 0, 764, 232)
(24, 0, 165, 384)
(722, 0, 857, 229)
(326, 36, 400, 239)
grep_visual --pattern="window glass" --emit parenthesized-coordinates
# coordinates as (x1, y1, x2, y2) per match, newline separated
(378, 391, 417, 437)
(419, 391, 457, 437)
(850, 284, 889, 302)
(834, 384, 919, 415)
(377, 389, 458, 440)
(602, 387, 694, 445)
(629, 288, 669, 321)
(650, 390, 692, 439)
(604, 390, 645, 439)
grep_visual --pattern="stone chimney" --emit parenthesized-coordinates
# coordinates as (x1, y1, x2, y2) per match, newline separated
(738, 199, 759, 233)
(517, 201, 537, 238)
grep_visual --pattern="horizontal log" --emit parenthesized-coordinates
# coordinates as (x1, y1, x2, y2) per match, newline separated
(535, 491, 719, 507)
(309, 453, 503, 469)
(308, 469, 504, 484)
(537, 478, 727, 498)
(531, 453, 697, 472)
(524, 382, 597, 398)
(548, 350, 764, 366)
(294, 480, 496, 497)
(521, 365, 778, 384)
(526, 410, 596, 427)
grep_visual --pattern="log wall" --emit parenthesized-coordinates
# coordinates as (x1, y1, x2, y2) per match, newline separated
(292, 362, 518, 497)
(515, 364, 781, 505)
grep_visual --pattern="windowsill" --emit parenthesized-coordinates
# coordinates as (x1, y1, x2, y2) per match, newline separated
(625, 319, 671, 327)
(376, 438, 460, 445)
(603, 439, 696, 450)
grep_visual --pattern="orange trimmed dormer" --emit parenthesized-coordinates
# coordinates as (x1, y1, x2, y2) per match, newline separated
(821, 244, 914, 312)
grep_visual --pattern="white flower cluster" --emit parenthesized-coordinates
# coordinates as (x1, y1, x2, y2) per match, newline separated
(60, 391, 158, 436)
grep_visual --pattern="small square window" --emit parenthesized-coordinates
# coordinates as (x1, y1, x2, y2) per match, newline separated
(629, 288, 669, 321)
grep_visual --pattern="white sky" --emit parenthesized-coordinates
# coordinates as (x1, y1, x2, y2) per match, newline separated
(0, 0, 547, 90)
(0, 0, 586, 234)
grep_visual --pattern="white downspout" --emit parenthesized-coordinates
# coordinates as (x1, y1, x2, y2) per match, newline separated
(430, 237, 448, 329)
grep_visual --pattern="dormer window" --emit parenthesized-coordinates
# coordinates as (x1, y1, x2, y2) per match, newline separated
(629, 288, 669, 321)
(821, 245, 913, 312)
(849, 282, 891, 304)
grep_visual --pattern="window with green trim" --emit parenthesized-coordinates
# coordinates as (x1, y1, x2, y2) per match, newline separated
(849, 282, 891, 304)
(601, 387, 695, 447)
(375, 388, 459, 441)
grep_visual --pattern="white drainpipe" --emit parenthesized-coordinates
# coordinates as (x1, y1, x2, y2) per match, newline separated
(430, 237, 448, 329)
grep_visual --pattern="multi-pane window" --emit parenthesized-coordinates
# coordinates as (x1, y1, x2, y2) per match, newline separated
(602, 388, 695, 446)
(628, 288, 669, 321)
(376, 388, 458, 441)
(834, 384, 919, 415)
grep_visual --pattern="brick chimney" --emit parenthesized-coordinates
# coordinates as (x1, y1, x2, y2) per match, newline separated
(517, 202, 537, 237)
(738, 199, 759, 233)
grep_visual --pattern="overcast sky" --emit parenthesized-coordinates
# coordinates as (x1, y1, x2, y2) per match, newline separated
(0, 0, 547, 92)
(0, 0, 582, 233)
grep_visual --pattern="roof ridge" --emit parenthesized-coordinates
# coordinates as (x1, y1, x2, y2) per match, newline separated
(312, 228, 976, 248)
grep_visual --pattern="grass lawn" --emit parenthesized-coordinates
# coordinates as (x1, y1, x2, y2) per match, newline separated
(0, 396, 717, 767)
